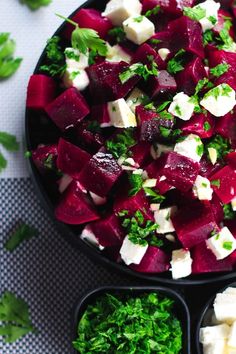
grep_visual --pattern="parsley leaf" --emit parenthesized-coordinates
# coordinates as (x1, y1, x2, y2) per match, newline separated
(0, 131, 20, 151)
(167, 49, 185, 75)
(5, 223, 38, 252)
(223, 204, 235, 220)
(210, 63, 230, 78)
(144, 187, 166, 203)
(128, 173, 143, 196)
(206, 134, 232, 161)
(145, 5, 161, 17)
(0, 292, 36, 343)
(183, 6, 206, 21)
(20, 0, 51, 10)
(211, 179, 221, 188)
(0, 33, 22, 79)
(0, 151, 7, 172)
(119, 61, 158, 84)
(40, 36, 65, 77)
(106, 129, 136, 159)
(108, 27, 126, 43)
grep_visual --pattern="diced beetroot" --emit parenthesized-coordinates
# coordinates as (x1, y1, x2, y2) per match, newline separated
(192, 241, 233, 273)
(212, 10, 234, 39)
(175, 57, 207, 96)
(144, 0, 194, 15)
(215, 111, 236, 148)
(129, 141, 151, 167)
(168, 17, 204, 58)
(76, 120, 105, 153)
(230, 251, 236, 268)
(136, 105, 174, 142)
(142, 0, 161, 12)
(146, 160, 174, 194)
(210, 166, 236, 204)
(172, 201, 219, 249)
(181, 112, 215, 138)
(156, 176, 173, 194)
(57, 138, 91, 179)
(26, 74, 56, 110)
(55, 181, 100, 225)
(130, 246, 170, 273)
(91, 104, 111, 127)
(114, 189, 153, 221)
(78, 152, 122, 197)
(145, 70, 177, 98)
(132, 43, 166, 70)
(58, 174, 73, 194)
(63, 8, 112, 40)
(208, 194, 224, 224)
(32, 144, 58, 173)
(90, 214, 124, 247)
(208, 49, 236, 90)
(149, 31, 172, 51)
(226, 152, 236, 169)
(199, 156, 222, 178)
(45, 88, 90, 131)
(86, 61, 139, 103)
(147, 152, 199, 192)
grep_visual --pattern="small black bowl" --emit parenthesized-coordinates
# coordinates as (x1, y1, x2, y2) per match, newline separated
(71, 286, 191, 354)
(195, 281, 236, 354)
(25, 0, 236, 285)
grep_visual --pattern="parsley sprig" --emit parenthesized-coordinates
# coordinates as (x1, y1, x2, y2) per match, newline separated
(108, 27, 126, 43)
(210, 63, 230, 78)
(167, 49, 186, 75)
(106, 129, 136, 159)
(0, 131, 20, 173)
(223, 204, 235, 220)
(0, 33, 22, 79)
(206, 135, 232, 161)
(119, 58, 158, 84)
(183, 6, 206, 21)
(128, 173, 143, 196)
(145, 5, 161, 17)
(40, 36, 66, 77)
(5, 223, 38, 252)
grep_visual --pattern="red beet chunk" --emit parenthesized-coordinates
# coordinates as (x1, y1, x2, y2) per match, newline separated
(57, 138, 91, 179)
(215, 111, 236, 148)
(45, 88, 90, 131)
(132, 43, 166, 70)
(208, 49, 236, 90)
(149, 31, 172, 51)
(55, 181, 100, 225)
(210, 166, 236, 204)
(192, 241, 233, 273)
(199, 156, 222, 178)
(63, 8, 112, 40)
(129, 141, 151, 167)
(86, 61, 139, 103)
(208, 194, 224, 224)
(226, 152, 236, 169)
(26, 74, 56, 110)
(148, 152, 199, 192)
(130, 246, 170, 273)
(32, 144, 58, 173)
(114, 189, 153, 221)
(146, 160, 174, 194)
(144, 0, 194, 14)
(145, 70, 177, 98)
(176, 57, 207, 96)
(172, 201, 219, 249)
(213, 10, 234, 38)
(168, 17, 204, 58)
(90, 214, 124, 247)
(78, 152, 122, 197)
(76, 121, 104, 153)
(181, 112, 215, 138)
(91, 104, 110, 127)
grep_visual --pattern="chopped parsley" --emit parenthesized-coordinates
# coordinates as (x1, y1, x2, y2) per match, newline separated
(204, 83, 232, 100)
(144, 187, 166, 203)
(0, 33, 22, 79)
(69, 71, 80, 80)
(20, 0, 51, 10)
(73, 292, 183, 353)
(210, 63, 230, 78)
(175, 105, 182, 116)
(156, 101, 171, 113)
(133, 16, 144, 23)
(167, 49, 185, 75)
(119, 61, 158, 84)
(223, 204, 235, 220)
(64, 49, 80, 61)
(223, 241, 233, 251)
(108, 27, 126, 43)
(128, 173, 143, 196)
(208, 16, 217, 25)
(211, 179, 221, 188)
(40, 36, 66, 77)
(0, 131, 20, 173)
(183, 6, 206, 21)
(203, 121, 211, 131)
(196, 143, 204, 157)
(106, 129, 136, 159)
(145, 5, 161, 17)
(159, 126, 171, 138)
(206, 134, 232, 161)
(5, 223, 38, 252)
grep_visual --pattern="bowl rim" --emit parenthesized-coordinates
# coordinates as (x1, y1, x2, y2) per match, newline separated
(70, 285, 191, 354)
(25, 0, 236, 286)
(195, 281, 236, 354)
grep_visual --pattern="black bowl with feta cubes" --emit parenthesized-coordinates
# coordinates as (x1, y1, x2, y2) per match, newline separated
(25, 0, 236, 284)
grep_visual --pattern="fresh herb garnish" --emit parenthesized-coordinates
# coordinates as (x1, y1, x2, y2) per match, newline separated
(56, 14, 107, 56)
(106, 129, 136, 159)
(128, 173, 143, 196)
(0, 131, 20, 173)
(211, 179, 221, 188)
(20, 0, 51, 10)
(133, 16, 144, 23)
(203, 29, 214, 45)
(0, 292, 36, 343)
(167, 49, 185, 75)
(5, 223, 38, 252)
(40, 36, 66, 77)
(108, 27, 126, 43)
(159, 126, 171, 138)
(119, 61, 158, 84)
(144, 187, 166, 203)
(0, 33, 22, 79)
(145, 5, 161, 17)
(183, 6, 206, 21)
(203, 121, 211, 131)
(210, 63, 230, 78)
(149, 235, 164, 247)
(223, 241, 233, 251)
(156, 100, 171, 113)
(223, 204, 235, 220)
(206, 134, 232, 161)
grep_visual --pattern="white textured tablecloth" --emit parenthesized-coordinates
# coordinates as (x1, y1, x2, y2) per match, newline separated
(0, 0, 83, 178)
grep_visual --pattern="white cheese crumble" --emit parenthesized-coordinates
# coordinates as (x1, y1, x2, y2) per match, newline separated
(106, 43, 131, 63)
(170, 249, 193, 279)
(214, 291, 236, 325)
(194, 0, 220, 32)
(123, 15, 155, 45)
(206, 227, 236, 260)
(174, 134, 203, 163)
(120, 235, 148, 265)
(200, 324, 231, 345)
(154, 207, 176, 234)
(208, 147, 218, 165)
(142, 178, 157, 188)
(200, 84, 236, 117)
(81, 225, 104, 250)
(89, 192, 107, 206)
(126, 88, 146, 113)
(193, 175, 213, 201)
(158, 48, 170, 61)
(107, 98, 137, 128)
(64, 47, 89, 69)
(102, 0, 142, 26)
(168, 92, 195, 121)
(63, 69, 90, 91)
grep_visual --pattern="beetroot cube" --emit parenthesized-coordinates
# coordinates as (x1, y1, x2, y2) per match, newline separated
(130, 246, 170, 273)
(91, 104, 110, 127)
(45, 88, 90, 131)
(215, 111, 236, 148)
(86, 61, 139, 103)
(129, 141, 151, 167)
(63, 8, 112, 40)
(172, 202, 219, 249)
(226, 152, 236, 169)
(26, 74, 56, 110)
(78, 152, 122, 197)
(90, 214, 125, 247)
(145, 0, 194, 14)
(181, 112, 215, 139)
(192, 241, 233, 274)
(145, 70, 177, 98)
(132, 43, 166, 70)
(208, 194, 224, 224)
(212, 10, 234, 39)
(57, 138, 91, 179)
(208, 49, 236, 90)
(168, 17, 204, 58)
(113, 189, 153, 221)
(199, 156, 222, 178)
(146, 160, 174, 194)
(176, 57, 207, 96)
(32, 144, 58, 173)
(149, 31, 172, 51)
(55, 181, 100, 225)
(210, 166, 236, 204)
(76, 121, 104, 153)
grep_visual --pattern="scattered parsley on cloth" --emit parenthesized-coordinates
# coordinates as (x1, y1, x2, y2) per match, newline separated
(0, 131, 20, 173)
(0, 33, 22, 79)
(5, 223, 39, 252)
(20, 0, 52, 10)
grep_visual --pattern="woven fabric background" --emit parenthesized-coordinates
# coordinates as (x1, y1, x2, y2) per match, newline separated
(0, 178, 134, 354)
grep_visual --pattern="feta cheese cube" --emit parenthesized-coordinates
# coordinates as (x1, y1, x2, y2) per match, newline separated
(89, 192, 107, 206)
(206, 227, 236, 260)
(170, 249, 192, 279)
(154, 207, 176, 234)
(106, 44, 131, 63)
(208, 147, 218, 165)
(102, 0, 142, 26)
(194, 0, 220, 32)
(126, 87, 146, 113)
(142, 178, 157, 188)
(158, 48, 170, 61)
(228, 321, 236, 348)
(123, 15, 155, 45)
(200, 84, 236, 117)
(81, 225, 104, 250)
(200, 324, 231, 345)
(174, 134, 203, 163)
(168, 92, 195, 121)
(231, 197, 236, 211)
(224, 287, 236, 296)
(214, 293, 236, 324)
(64, 47, 89, 69)
(193, 175, 213, 201)
(150, 143, 173, 159)
(166, 234, 175, 242)
(202, 340, 227, 354)
(120, 235, 148, 265)
(107, 98, 137, 128)
(150, 203, 160, 211)
(63, 69, 90, 91)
